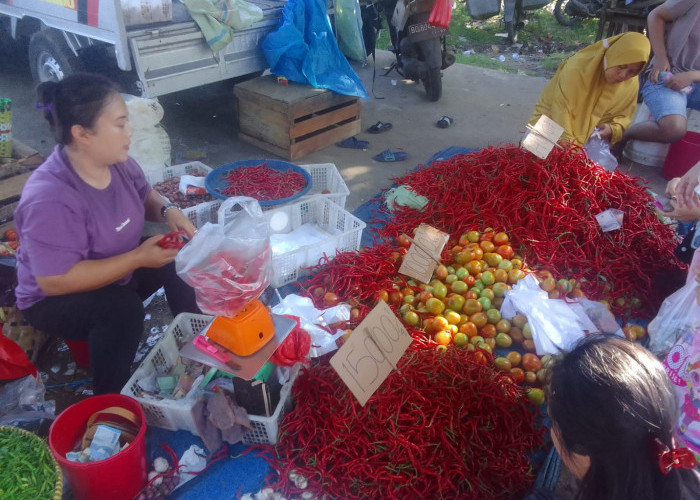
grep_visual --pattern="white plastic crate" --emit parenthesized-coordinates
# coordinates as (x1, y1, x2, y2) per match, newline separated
(121, 313, 213, 435)
(266, 197, 366, 288)
(296, 163, 349, 209)
(122, 313, 301, 444)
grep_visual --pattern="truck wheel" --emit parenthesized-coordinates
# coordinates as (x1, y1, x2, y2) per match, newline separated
(423, 68, 442, 102)
(28, 30, 82, 84)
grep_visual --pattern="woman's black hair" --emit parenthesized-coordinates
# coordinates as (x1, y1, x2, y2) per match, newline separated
(547, 335, 700, 500)
(35, 73, 121, 146)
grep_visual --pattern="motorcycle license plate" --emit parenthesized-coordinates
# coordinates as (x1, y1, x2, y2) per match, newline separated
(407, 22, 447, 43)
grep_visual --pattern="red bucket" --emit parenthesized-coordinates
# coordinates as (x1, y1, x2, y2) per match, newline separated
(49, 394, 147, 500)
(662, 131, 700, 179)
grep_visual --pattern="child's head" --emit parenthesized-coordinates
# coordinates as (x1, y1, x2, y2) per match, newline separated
(36, 72, 121, 146)
(547, 335, 699, 500)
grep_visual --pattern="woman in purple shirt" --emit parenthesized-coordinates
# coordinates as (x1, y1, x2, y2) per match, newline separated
(15, 73, 199, 394)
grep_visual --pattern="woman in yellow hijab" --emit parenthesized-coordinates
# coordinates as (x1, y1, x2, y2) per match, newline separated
(529, 32, 651, 147)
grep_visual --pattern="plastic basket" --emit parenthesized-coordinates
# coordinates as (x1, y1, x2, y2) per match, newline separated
(121, 313, 300, 444)
(205, 159, 313, 205)
(120, 313, 213, 435)
(266, 197, 366, 288)
(296, 163, 350, 209)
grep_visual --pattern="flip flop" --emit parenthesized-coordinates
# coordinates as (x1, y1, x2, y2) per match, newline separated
(367, 121, 393, 134)
(437, 116, 453, 129)
(336, 136, 370, 150)
(373, 149, 408, 162)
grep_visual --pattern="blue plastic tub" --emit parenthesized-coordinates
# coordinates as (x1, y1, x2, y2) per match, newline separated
(205, 159, 313, 206)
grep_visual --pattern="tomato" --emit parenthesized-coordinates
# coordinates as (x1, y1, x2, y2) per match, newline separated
(465, 290, 479, 300)
(470, 312, 488, 328)
(493, 232, 509, 246)
(506, 351, 522, 367)
(493, 268, 508, 283)
(522, 353, 543, 372)
(453, 332, 468, 347)
(473, 350, 488, 365)
(536, 368, 549, 384)
(432, 283, 448, 299)
(527, 388, 546, 405)
(480, 240, 495, 253)
(623, 326, 637, 342)
(388, 290, 404, 306)
(479, 288, 495, 301)
(496, 245, 514, 260)
(509, 326, 523, 343)
(481, 271, 495, 286)
(522, 323, 532, 339)
(376, 290, 389, 303)
(483, 337, 496, 350)
(507, 269, 526, 284)
(496, 319, 511, 333)
(512, 314, 528, 329)
(3, 228, 18, 241)
(430, 315, 449, 332)
(447, 294, 466, 312)
(434, 330, 452, 346)
(495, 332, 512, 348)
(485, 308, 501, 324)
(522, 339, 536, 353)
(470, 247, 484, 261)
(510, 258, 523, 270)
(480, 229, 494, 242)
(397, 234, 411, 247)
(459, 321, 478, 338)
(477, 341, 493, 353)
(445, 274, 458, 285)
(539, 277, 556, 292)
(465, 260, 482, 276)
(465, 230, 480, 243)
(630, 324, 647, 338)
(426, 298, 446, 315)
(524, 371, 537, 385)
(509, 367, 525, 383)
(484, 252, 503, 268)
(444, 310, 461, 325)
(450, 280, 468, 294)
(492, 282, 509, 298)
(477, 296, 492, 311)
(435, 264, 449, 281)
(403, 311, 420, 326)
(538, 270, 554, 281)
(463, 298, 483, 315)
(480, 323, 497, 339)
(494, 357, 512, 372)
(455, 267, 469, 280)
(324, 292, 340, 307)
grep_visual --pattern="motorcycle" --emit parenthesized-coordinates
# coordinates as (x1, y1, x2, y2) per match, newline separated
(379, 0, 456, 101)
(553, 0, 606, 26)
(466, 0, 550, 44)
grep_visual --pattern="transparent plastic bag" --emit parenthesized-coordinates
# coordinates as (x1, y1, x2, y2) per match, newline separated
(584, 129, 618, 171)
(175, 197, 272, 316)
(648, 281, 700, 357)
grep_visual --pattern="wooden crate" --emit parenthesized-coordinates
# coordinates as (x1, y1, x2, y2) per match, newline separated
(234, 75, 361, 160)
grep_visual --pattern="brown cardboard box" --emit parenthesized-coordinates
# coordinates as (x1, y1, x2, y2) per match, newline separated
(0, 139, 42, 180)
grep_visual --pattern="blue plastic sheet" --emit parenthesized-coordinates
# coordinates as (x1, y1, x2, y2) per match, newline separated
(262, 0, 369, 99)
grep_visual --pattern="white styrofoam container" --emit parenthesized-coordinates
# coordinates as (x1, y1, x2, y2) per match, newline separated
(265, 197, 366, 288)
(121, 313, 300, 444)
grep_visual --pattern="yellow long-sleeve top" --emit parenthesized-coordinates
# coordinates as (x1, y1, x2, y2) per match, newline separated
(529, 32, 650, 146)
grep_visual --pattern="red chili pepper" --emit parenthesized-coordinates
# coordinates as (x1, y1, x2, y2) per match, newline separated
(157, 231, 187, 249)
(217, 163, 307, 201)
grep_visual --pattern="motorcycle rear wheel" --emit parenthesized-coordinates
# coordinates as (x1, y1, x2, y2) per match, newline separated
(424, 68, 442, 102)
(554, 0, 585, 26)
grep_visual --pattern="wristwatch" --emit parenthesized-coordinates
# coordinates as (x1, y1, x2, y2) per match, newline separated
(160, 202, 179, 218)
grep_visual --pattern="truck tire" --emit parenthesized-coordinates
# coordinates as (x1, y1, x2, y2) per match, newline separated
(28, 30, 82, 84)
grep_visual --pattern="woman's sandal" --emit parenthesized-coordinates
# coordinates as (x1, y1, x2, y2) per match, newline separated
(373, 149, 408, 162)
(367, 121, 393, 134)
(336, 136, 370, 150)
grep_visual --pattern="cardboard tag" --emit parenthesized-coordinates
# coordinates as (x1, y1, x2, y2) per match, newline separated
(398, 224, 449, 284)
(330, 301, 412, 406)
(595, 208, 624, 232)
(522, 115, 565, 159)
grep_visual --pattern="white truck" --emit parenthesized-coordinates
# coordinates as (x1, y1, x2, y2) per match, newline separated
(0, 0, 286, 96)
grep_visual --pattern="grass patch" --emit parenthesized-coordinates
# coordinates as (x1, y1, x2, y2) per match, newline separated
(456, 52, 514, 72)
(540, 52, 569, 70)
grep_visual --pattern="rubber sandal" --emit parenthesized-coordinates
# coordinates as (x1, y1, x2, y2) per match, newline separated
(336, 136, 370, 150)
(367, 121, 393, 134)
(437, 116, 453, 129)
(373, 149, 408, 162)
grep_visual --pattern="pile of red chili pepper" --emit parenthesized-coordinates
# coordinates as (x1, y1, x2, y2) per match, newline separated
(261, 346, 543, 499)
(215, 164, 307, 201)
(369, 145, 681, 317)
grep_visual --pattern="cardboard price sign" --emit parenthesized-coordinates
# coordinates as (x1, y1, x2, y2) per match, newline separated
(330, 301, 413, 406)
(522, 114, 565, 159)
(398, 224, 449, 284)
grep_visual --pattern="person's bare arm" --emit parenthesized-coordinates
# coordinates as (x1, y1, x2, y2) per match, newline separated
(646, 3, 675, 83)
(36, 235, 178, 296)
(144, 189, 197, 239)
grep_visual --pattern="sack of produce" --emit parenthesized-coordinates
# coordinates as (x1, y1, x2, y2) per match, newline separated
(175, 197, 271, 316)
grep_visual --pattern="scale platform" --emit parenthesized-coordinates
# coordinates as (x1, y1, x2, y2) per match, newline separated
(179, 314, 296, 380)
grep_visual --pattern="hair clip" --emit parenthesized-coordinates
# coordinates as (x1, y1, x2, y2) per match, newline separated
(652, 437, 697, 475)
(34, 103, 52, 112)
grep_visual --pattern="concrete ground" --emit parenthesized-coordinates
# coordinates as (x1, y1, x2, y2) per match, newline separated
(3, 44, 668, 211)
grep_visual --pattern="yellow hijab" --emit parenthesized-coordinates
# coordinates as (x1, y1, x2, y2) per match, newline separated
(529, 32, 650, 146)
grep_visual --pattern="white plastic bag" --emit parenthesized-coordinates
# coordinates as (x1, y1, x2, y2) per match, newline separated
(123, 94, 171, 171)
(175, 197, 271, 317)
(648, 281, 700, 357)
(584, 129, 618, 171)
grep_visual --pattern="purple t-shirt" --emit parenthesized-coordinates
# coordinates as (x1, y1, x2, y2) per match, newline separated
(14, 146, 151, 309)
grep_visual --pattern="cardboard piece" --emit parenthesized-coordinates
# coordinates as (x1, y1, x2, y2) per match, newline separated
(522, 115, 565, 159)
(330, 301, 412, 406)
(0, 139, 42, 181)
(398, 224, 449, 284)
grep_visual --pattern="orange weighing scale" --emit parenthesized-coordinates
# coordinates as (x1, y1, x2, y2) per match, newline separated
(179, 299, 296, 380)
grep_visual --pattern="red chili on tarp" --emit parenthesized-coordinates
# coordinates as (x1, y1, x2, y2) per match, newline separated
(216, 164, 307, 201)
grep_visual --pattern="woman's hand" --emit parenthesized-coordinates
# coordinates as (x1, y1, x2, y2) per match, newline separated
(165, 208, 197, 239)
(663, 71, 695, 91)
(662, 202, 700, 223)
(134, 235, 179, 268)
(675, 161, 700, 207)
(648, 57, 670, 84)
(596, 124, 612, 140)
